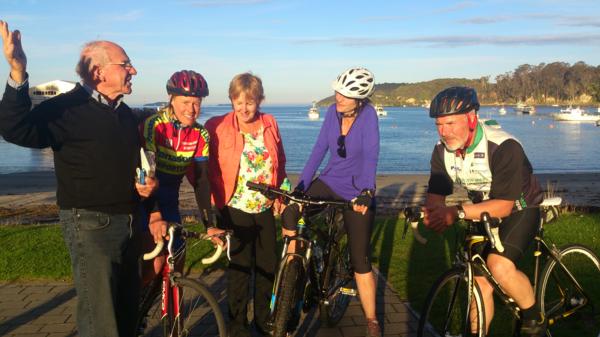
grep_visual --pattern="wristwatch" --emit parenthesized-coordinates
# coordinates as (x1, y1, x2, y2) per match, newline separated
(456, 205, 466, 220)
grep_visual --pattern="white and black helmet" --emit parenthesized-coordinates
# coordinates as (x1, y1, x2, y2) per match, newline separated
(332, 67, 375, 99)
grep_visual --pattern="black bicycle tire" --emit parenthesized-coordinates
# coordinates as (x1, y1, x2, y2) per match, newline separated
(319, 238, 352, 326)
(137, 277, 172, 337)
(417, 267, 486, 337)
(272, 257, 304, 337)
(172, 277, 227, 337)
(537, 244, 600, 337)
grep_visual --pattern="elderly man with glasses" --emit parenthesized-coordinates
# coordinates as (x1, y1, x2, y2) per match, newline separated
(0, 21, 165, 337)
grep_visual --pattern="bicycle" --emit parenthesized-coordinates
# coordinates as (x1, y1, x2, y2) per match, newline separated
(246, 181, 356, 337)
(136, 223, 232, 337)
(408, 198, 600, 337)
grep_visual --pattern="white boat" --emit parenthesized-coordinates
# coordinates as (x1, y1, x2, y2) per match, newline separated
(513, 102, 535, 114)
(552, 106, 600, 122)
(498, 106, 507, 115)
(308, 101, 320, 120)
(375, 104, 387, 117)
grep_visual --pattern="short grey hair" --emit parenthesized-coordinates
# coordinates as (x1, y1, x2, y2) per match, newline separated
(75, 41, 114, 84)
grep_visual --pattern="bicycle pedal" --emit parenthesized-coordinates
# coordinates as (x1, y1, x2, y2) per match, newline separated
(339, 287, 357, 296)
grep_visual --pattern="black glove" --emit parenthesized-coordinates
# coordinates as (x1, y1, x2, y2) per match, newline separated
(353, 189, 374, 208)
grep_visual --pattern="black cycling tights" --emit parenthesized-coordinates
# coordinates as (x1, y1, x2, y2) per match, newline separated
(281, 179, 375, 274)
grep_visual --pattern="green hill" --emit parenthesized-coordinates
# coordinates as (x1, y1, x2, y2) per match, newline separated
(318, 61, 600, 107)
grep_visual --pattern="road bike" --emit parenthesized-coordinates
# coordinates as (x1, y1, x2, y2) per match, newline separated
(136, 224, 232, 337)
(408, 198, 600, 337)
(247, 182, 356, 337)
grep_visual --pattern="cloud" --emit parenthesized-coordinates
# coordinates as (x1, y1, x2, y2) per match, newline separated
(460, 13, 600, 27)
(555, 16, 600, 27)
(459, 16, 511, 24)
(435, 1, 476, 14)
(294, 33, 600, 47)
(182, 0, 271, 7)
(107, 10, 144, 22)
(360, 15, 410, 23)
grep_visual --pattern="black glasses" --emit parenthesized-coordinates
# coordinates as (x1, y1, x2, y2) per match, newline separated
(337, 135, 346, 158)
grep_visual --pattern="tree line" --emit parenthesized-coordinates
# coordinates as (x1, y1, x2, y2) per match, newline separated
(318, 61, 600, 106)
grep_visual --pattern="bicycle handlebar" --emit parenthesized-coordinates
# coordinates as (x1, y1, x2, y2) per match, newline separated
(480, 212, 505, 253)
(404, 197, 561, 250)
(246, 182, 351, 208)
(142, 224, 232, 264)
(402, 207, 428, 244)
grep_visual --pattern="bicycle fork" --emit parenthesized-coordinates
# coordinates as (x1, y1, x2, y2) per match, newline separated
(269, 235, 313, 316)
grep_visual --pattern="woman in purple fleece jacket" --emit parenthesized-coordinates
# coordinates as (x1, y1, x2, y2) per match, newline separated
(282, 67, 381, 337)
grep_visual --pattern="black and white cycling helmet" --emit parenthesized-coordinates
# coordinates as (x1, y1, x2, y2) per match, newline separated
(429, 86, 479, 118)
(332, 67, 375, 99)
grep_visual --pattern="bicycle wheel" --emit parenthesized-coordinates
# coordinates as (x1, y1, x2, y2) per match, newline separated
(137, 277, 172, 337)
(319, 238, 353, 326)
(417, 267, 485, 337)
(272, 257, 305, 337)
(137, 277, 226, 337)
(538, 244, 600, 337)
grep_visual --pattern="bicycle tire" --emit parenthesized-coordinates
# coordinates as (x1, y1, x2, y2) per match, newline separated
(417, 267, 486, 337)
(136, 277, 226, 337)
(272, 257, 304, 337)
(137, 277, 170, 337)
(538, 244, 600, 337)
(319, 238, 353, 326)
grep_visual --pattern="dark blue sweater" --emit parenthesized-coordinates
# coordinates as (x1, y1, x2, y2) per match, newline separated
(0, 82, 141, 214)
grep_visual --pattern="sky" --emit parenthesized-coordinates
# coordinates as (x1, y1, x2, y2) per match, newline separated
(1, 0, 599, 105)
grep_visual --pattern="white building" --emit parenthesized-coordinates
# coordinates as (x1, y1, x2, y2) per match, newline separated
(29, 80, 76, 108)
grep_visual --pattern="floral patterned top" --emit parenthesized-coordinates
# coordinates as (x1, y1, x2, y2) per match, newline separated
(228, 129, 290, 213)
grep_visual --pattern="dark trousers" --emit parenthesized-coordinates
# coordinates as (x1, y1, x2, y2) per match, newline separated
(218, 206, 277, 337)
(59, 209, 141, 337)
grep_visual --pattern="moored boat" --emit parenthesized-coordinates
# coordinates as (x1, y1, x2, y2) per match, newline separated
(552, 106, 600, 122)
(375, 104, 387, 117)
(308, 101, 320, 120)
(513, 102, 535, 114)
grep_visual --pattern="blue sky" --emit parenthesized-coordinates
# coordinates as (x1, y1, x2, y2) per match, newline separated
(1, 0, 599, 105)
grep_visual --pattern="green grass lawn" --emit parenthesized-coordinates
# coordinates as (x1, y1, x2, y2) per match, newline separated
(1, 212, 598, 335)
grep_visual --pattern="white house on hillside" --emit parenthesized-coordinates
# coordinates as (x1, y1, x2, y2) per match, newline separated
(29, 80, 76, 108)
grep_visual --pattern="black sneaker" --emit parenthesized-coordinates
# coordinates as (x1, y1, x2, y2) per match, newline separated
(520, 317, 547, 337)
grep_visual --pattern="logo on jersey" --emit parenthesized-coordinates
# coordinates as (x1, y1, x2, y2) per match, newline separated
(474, 152, 485, 158)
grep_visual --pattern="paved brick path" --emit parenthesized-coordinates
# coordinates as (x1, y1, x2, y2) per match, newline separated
(0, 268, 419, 337)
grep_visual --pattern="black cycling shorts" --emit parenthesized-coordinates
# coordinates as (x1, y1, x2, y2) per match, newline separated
(480, 207, 540, 264)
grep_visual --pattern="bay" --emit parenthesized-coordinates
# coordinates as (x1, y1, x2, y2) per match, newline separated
(1, 105, 599, 175)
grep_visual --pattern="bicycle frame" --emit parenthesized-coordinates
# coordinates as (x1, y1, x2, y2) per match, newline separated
(454, 208, 590, 323)
(144, 225, 232, 335)
(269, 208, 337, 317)
(155, 226, 186, 331)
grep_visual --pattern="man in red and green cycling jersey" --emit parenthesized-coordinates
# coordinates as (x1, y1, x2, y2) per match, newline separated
(140, 70, 224, 283)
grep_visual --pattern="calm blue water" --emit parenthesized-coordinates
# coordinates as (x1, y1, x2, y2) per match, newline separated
(1, 105, 599, 174)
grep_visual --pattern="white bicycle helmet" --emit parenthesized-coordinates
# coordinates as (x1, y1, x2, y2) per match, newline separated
(331, 67, 375, 99)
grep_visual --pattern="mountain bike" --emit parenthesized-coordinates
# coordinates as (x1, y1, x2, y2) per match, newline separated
(246, 182, 356, 337)
(136, 224, 232, 337)
(409, 198, 600, 337)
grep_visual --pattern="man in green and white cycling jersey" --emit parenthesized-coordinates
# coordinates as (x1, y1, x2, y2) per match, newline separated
(423, 86, 546, 337)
